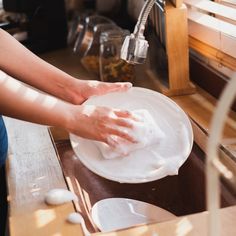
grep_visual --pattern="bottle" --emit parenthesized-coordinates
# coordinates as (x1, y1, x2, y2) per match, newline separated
(99, 29, 135, 82)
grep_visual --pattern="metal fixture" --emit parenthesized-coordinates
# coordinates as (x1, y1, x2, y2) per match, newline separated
(121, 0, 158, 64)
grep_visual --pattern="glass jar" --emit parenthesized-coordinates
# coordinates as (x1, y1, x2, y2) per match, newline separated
(80, 23, 119, 78)
(67, 10, 94, 47)
(99, 29, 135, 82)
(73, 15, 114, 56)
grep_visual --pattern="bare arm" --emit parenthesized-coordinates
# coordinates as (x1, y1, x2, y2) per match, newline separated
(0, 29, 132, 105)
(0, 71, 135, 144)
(0, 29, 135, 144)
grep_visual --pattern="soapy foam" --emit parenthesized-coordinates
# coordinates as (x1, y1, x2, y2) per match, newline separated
(94, 109, 165, 159)
(67, 212, 84, 224)
(44, 188, 78, 205)
(67, 213, 90, 236)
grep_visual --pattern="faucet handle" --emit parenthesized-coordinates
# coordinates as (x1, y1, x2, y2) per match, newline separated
(120, 33, 149, 64)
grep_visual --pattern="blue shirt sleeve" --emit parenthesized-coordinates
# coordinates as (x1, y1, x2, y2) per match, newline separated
(0, 116, 8, 167)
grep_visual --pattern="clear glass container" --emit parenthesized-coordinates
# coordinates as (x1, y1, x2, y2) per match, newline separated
(99, 29, 135, 82)
(67, 11, 94, 47)
(80, 22, 119, 78)
(73, 15, 114, 56)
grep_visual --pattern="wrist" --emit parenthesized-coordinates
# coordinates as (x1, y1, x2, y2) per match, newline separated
(62, 104, 84, 134)
(62, 77, 87, 105)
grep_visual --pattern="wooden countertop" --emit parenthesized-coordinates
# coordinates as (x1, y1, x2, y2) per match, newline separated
(4, 47, 236, 235)
(5, 117, 236, 236)
(5, 119, 84, 236)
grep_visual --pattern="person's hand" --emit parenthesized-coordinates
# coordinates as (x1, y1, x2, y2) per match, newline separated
(67, 80, 132, 105)
(66, 105, 136, 146)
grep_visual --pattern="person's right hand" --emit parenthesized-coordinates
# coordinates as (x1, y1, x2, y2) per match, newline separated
(66, 105, 137, 147)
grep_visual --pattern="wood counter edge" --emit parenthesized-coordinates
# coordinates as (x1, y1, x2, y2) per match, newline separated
(4, 118, 84, 236)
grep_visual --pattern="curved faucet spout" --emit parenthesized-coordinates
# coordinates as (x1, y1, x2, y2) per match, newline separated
(134, 0, 156, 37)
(121, 0, 156, 64)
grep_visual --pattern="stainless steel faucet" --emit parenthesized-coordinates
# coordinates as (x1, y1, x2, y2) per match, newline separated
(121, 0, 156, 64)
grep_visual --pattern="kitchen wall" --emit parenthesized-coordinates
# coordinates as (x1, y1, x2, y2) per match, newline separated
(127, 0, 145, 20)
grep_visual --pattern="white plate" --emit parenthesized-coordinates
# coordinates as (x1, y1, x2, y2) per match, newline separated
(90, 198, 176, 232)
(70, 87, 193, 183)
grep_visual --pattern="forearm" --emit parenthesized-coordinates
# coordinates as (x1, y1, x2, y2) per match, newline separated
(0, 72, 135, 143)
(0, 29, 81, 104)
(0, 71, 73, 128)
(0, 29, 133, 106)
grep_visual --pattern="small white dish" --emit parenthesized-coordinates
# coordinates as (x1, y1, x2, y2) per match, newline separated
(70, 87, 193, 183)
(90, 198, 176, 232)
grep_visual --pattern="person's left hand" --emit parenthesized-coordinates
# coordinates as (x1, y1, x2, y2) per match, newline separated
(67, 80, 132, 105)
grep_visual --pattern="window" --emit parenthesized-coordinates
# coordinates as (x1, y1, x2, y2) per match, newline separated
(184, 0, 236, 76)
(183, 0, 236, 109)
(148, 0, 236, 107)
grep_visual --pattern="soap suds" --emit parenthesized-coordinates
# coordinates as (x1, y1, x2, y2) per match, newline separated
(67, 212, 84, 224)
(67, 213, 90, 236)
(44, 188, 78, 206)
(94, 109, 165, 159)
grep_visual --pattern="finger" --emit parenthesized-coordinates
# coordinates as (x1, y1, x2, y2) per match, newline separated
(106, 135, 120, 148)
(113, 118, 133, 128)
(98, 134, 118, 148)
(108, 127, 136, 143)
(114, 110, 132, 118)
(114, 110, 139, 121)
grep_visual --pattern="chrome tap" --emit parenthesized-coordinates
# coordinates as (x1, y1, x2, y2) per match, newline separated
(121, 0, 156, 64)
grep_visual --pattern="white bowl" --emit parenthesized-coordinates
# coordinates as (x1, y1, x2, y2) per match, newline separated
(91, 198, 176, 232)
